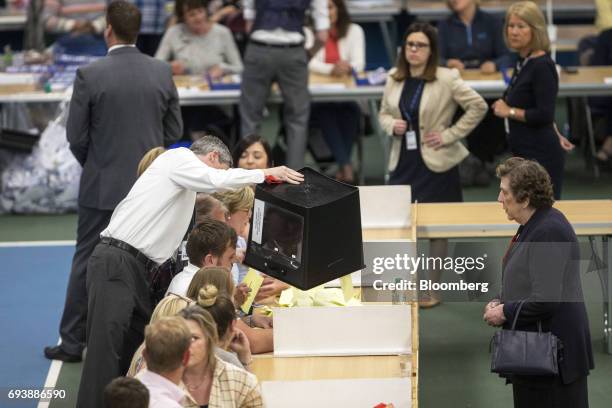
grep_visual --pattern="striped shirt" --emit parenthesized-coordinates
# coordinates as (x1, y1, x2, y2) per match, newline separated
(42, 0, 107, 34)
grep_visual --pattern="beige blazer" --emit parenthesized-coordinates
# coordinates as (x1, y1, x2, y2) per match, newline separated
(378, 67, 487, 173)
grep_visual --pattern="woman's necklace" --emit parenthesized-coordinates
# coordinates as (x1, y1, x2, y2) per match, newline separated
(184, 370, 210, 392)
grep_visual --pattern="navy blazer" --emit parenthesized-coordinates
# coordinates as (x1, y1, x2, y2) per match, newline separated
(438, 8, 514, 70)
(501, 207, 594, 384)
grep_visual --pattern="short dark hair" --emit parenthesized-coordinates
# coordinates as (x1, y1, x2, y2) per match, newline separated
(392, 22, 439, 82)
(186, 218, 237, 267)
(107, 1, 142, 44)
(496, 157, 555, 209)
(176, 0, 207, 23)
(232, 134, 273, 168)
(103, 377, 149, 408)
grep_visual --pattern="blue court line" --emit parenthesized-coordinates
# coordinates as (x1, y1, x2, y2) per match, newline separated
(0, 245, 74, 408)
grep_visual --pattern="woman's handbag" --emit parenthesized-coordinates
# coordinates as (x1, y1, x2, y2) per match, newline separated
(490, 301, 562, 376)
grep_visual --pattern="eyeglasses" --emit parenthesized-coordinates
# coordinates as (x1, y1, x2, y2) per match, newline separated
(405, 41, 430, 50)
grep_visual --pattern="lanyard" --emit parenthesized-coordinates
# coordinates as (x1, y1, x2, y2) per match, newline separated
(503, 51, 533, 100)
(401, 81, 424, 129)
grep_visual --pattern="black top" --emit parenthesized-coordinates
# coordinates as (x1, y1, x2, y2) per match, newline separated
(389, 78, 462, 203)
(438, 8, 514, 69)
(504, 54, 565, 198)
(501, 207, 594, 385)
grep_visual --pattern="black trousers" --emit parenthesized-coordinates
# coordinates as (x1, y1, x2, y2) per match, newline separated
(512, 376, 589, 408)
(57, 205, 112, 355)
(76, 243, 153, 408)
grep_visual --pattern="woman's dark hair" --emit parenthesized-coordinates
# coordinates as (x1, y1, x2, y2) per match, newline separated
(175, 0, 207, 23)
(332, 0, 351, 39)
(232, 135, 273, 168)
(496, 157, 554, 209)
(392, 22, 439, 82)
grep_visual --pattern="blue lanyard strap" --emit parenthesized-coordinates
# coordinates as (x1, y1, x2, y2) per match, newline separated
(401, 81, 424, 124)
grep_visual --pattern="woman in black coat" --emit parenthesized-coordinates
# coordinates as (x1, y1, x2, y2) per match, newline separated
(492, 1, 573, 199)
(484, 157, 594, 408)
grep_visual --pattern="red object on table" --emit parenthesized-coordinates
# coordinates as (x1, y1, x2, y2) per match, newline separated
(265, 175, 282, 184)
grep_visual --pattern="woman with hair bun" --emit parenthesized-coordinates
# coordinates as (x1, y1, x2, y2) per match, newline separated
(187, 267, 274, 354)
(195, 284, 252, 371)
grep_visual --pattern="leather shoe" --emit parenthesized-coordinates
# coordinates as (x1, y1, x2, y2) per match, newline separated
(44, 345, 82, 362)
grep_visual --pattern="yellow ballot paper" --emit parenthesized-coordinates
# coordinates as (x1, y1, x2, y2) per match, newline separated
(240, 268, 264, 314)
(340, 274, 354, 302)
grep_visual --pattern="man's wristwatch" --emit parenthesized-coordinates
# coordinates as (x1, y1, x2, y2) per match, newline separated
(509, 108, 516, 118)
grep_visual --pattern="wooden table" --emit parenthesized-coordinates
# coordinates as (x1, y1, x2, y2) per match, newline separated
(415, 199, 612, 354)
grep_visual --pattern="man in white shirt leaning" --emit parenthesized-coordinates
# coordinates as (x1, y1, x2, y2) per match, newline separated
(77, 134, 303, 408)
(136, 317, 192, 408)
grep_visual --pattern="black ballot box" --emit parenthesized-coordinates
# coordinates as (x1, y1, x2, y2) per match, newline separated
(244, 167, 364, 290)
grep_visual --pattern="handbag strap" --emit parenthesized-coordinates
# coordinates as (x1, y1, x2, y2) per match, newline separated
(510, 300, 543, 332)
(510, 300, 525, 330)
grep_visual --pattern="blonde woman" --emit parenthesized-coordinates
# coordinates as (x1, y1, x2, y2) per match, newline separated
(137, 147, 166, 177)
(186, 267, 274, 354)
(179, 305, 263, 407)
(127, 293, 194, 377)
(492, 1, 566, 199)
(213, 186, 254, 283)
(127, 290, 248, 376)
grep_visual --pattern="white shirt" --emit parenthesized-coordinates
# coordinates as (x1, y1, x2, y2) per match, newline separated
(304, 24, 366, 74)
(231, 236, 248, 284)
(166, 262, 200, 297)
(107, 44, 137, 54)
(243, 0, 329, 44)
(136, 369, 184, 408)
(101, 148, 264, 264)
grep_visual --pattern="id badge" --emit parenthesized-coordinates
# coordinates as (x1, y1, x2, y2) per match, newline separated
(405, 130, 417, 150)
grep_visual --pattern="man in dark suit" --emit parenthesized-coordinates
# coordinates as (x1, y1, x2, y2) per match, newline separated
(44, 0, 182, 363)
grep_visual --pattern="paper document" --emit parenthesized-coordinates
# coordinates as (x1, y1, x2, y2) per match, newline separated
(240, 268, 264, 314)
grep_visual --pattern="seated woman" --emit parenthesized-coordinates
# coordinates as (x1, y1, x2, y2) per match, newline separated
(156, 0, 242, 76)
(194, 284, 252, 371)
(179, 305, 263, 407)
(213, 186, 254, 284)
(305, 0, 365, 183)
(438, 0, 513, 73)
(187, 266, 274, 354)
(155, 0, 243, 140)
(127, 292, 250, 377)
(232, 135, 274, 170)
(127, 294, 192, 376)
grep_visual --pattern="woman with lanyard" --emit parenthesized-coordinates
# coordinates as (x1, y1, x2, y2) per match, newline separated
(379, 22, 487, 307)
(492, 1, 573, 199)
